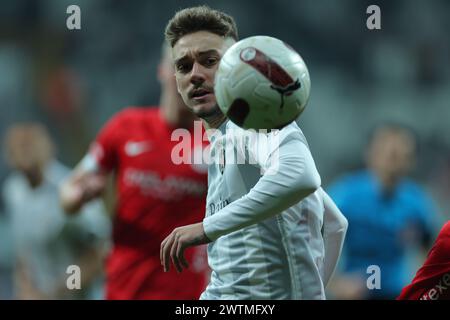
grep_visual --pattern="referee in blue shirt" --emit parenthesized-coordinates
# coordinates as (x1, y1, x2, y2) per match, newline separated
(327, 124, 436, 299)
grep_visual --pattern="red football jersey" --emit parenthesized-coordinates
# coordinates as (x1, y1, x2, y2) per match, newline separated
(89, 107, 209, 300)
(397, 221, 450, 300)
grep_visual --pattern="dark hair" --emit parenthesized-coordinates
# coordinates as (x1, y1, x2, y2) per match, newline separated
(165, 5, 239, 47)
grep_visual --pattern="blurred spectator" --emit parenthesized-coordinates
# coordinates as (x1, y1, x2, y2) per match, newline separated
(59, 44, 209, 299)
(327, 123, 437, 299)
(2, 123, 110, 299)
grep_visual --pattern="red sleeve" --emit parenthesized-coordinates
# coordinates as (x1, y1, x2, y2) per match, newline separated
(397, 222, 450, 300)
(88, 110, 128, 172)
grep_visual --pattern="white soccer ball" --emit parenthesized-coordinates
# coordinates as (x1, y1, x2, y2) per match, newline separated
(214, 35, 311, 130)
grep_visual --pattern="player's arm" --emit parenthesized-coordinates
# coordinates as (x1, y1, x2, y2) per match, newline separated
(320, 188, 348, 287)
(60, 154, 107, 214)
(161, 131, 321, 272)
(397, 222, 450, 300)
(202, 132, 320, 240)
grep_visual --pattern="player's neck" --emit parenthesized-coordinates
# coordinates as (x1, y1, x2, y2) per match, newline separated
(203, 116, 226, 130)
(201, 107, 227, 129)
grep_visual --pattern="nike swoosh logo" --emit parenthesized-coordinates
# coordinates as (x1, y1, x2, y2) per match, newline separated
(125, 141, 152, 156)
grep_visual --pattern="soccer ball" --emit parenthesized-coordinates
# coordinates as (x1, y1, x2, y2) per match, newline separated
(214, 35, 311, 130)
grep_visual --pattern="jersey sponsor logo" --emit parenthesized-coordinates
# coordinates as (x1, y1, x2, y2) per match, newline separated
(124, 168, 206, 200)
(208, 198, 231, 216)
(420, 272, 450, 300)
(124, 141, 152, 157)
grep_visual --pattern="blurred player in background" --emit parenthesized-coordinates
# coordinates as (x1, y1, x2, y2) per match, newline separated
(328, 124, 436, 299)
(160, 6, 348, 300)
(2, 123, 110, 299)
(397, 220, 450, 300)
(60, 45, 209, 299)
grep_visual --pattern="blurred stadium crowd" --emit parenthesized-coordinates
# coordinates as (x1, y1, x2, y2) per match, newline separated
(0, 0, 449, 299)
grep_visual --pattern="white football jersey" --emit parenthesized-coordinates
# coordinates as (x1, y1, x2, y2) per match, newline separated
(200, 120, 329, 300)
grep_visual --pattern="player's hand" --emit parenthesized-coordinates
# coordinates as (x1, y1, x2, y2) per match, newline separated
(160, 222, 211, 273)
(60, 172, 106, 214)
(80, 173, 106, 201)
